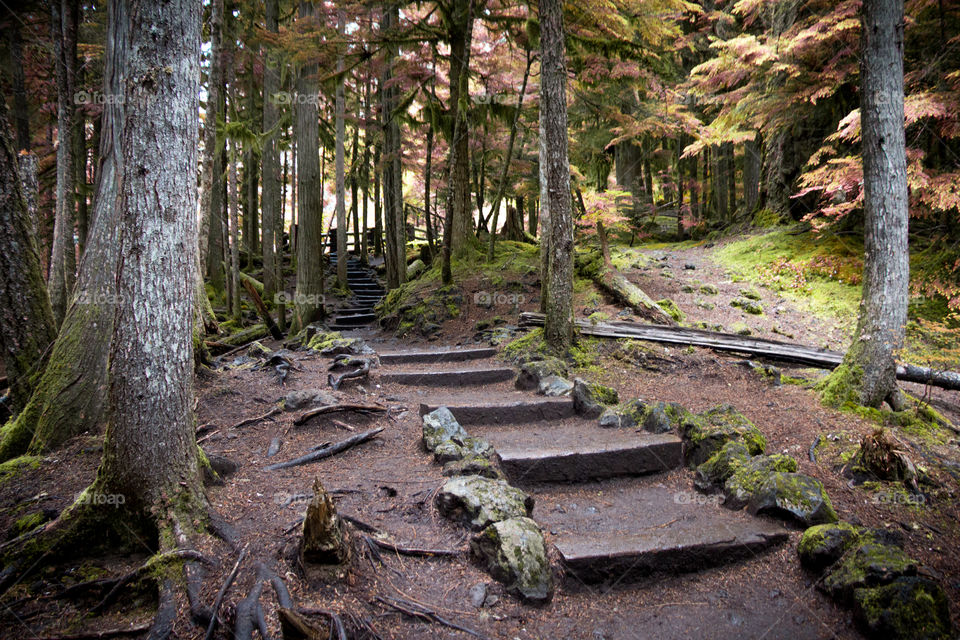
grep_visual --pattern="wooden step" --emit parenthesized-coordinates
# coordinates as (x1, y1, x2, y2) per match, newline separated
(379, 347, 497, 365)
(492, 430, 682, 483)
(378, 367, 515, 387)
(546, 486, 788, 583)
(417, 399, 574, 425)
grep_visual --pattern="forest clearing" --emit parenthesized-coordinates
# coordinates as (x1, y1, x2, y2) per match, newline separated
(1, 0, 960, 639)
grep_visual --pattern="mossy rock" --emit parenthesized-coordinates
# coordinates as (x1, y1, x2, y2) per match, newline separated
(442, 455, 506, 481)
(822, 541, 918, 602)
(731, 298, 764, 315)
(723, 453, 798, 509)
(680, 284, 697, 293)
(656, 298, 685, 323)
(501, 328, 549, 364)
(470, 517, 554, 603)
(572, 379, 620, 419)
(695, 300, 716, 311)
(693, 441, 751, 492)
(422, 407, 494, 464)
(680, 405, 766, 467)
(516, 357, 568, 391)
(853, 577, 953, 640)
(747, 472, 838, 528)
(640, 401, 673, 434)
(797, 522, 861, 572)
(699, 284, 719, 295)
(739, 287, 762, 301)
(435, 475, 534, 530)
(599, 398, 648, 429)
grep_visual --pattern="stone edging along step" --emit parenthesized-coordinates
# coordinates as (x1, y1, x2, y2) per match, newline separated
(418, 399, 574, 425)
(378, 347, 497, 364)
(379, 367, 516, 387)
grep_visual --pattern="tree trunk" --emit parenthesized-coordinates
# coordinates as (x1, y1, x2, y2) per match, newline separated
(539, 0, 573, 353)
(350, 121, 361, 262)
(335, 7, 348, 287)
(92, 0, 206, 526)
(361, 76, 372, 265)
(261, 0, 280, 304)
(822, 0, 910, 409)
(527, 194, 537, 235)
(291, 0, 324, 332)
(0, 97, 57, 416)
(381, 4, 405, 289)
(446, 0, 475, 256)
(200, 0, 224, 291)
(48, 0, 79, 326)
(7, 20, 31, 152)
(228, 139, 241, 321)
(743, 135, 761, 213)
(373, 142, 382, 257)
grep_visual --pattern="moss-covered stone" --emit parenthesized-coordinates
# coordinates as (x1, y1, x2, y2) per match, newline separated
(572, 378, 620, 418)
(748, 472, 839, 527)
(435, 475, 534, 530)
(822, 541, 918, 602)
(442, 455, 505, 480)
(853, 577, 953, 640)
(723, 453, 798, 508)
(470, 517, 553, 602)
(501, 328, 549, 364)
(731, 298, 764, 315)
(656, 298, 685, 323)
(516, 357, 568, 391)
(694, 441, 751, 491)
(422, 407, 494, 464)
(681, 405, 766, 467)
(797, 522, 861, 571)
(739, 287, 762, 301)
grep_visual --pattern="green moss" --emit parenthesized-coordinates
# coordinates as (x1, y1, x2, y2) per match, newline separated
(13, 512, 47, 536)
(797, 522, 861, 570)
(0, 455, 43, 484)
(306, 331, 344, 352)
(823, 541, 918, 602)
(739, 287, 762, 301)
(853, 577, 953, 640)
(587, 311, 610, 325)
(655, 298, 685, 323)
(752, 208, 784, 228)
(699, 283, 719, 295)
(731, 298, 764, 315)
(724, 454, 798, 505)
(502, 328, 548, 363)
(694, 441, 751, 489)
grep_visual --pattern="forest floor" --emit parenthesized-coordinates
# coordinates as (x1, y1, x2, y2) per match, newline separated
(1, 233, 959, 639)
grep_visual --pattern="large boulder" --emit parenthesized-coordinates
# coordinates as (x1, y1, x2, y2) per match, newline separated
(797, 522, 862, 572)
(470, 517, 553, 602)
(422, 407, 495, 464)
(821, 540, 918, 602)
(516, 358, 568, 391)
(435, 475, 534, 530)
(723, 453, 798, 509)
(747, 472, 838, 527)
(693, 441, 751, 492)
(572, 379, 620, 418)
(681, 405, 766, 467)
(853, 577, 953, 640)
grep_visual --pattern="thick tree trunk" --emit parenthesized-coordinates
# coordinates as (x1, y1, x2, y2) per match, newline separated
(539, 0, 573, 353)
(743, 135, 761, 213)
(0, 98, 57, 416)
(292, 0, 324, 332)
(92, 0, 206, 522)
(245, 53, 260, 268)
(446, 0, 475, 256)
(823, 0, 910, 409)
(48, 0, 78, 326)
(381, 5, 405, 289)
(261, 0, 280, 304)
(7, 21, 31, 152)
(0, 0, 129, 461)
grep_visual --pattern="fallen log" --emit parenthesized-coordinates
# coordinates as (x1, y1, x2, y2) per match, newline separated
(519, 312, 960, 391)
(575, 223, 675, 325)
(294, 403, 387, 426)
(265, 427, 384, 471)
(241, 278, 283, 340)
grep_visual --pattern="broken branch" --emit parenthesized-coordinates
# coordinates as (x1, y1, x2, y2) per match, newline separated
(265, 427, 384, 471)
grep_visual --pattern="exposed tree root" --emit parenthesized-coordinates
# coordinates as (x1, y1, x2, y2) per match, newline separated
(204, 544, 248, 640)
(146, 579, 176, 640)
(374, 594, 490, 639)
(265, 427, 384, 470)
(293, 403, 387, 426)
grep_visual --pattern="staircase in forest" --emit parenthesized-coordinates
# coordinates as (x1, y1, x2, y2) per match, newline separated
(375, 346, 789, 584)
(327, 252, 384, 331)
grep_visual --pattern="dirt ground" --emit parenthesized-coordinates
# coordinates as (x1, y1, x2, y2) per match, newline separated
(1, 239, 958, 639)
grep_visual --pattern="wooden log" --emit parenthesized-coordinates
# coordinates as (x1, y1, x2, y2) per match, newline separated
(241, 278, 283, 339)
(519, 312, 960, 391)
(265, 427, 384, 471)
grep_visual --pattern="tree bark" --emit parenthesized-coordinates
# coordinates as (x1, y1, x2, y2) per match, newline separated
(335, 8, 348, 287)
(0, 96, 57, 416)
(200, 0, 224, 293)
(261, 0, 280, 304)
(539, 0, 573, 353)
(6, 20, 31, 152)
(48, 0, 79, 326)
(743, 135, 761, 213)
(446, 0, 475, 256)
(292, 0, 324, 332)
(823, 0, 910, 409)
(93, 0, 206, 521)
(381, 4, 405, 289)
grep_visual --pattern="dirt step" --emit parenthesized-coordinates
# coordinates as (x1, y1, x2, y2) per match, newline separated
(378, 367, 515, 386)
(540, 485, 788, 583)
(379, 347, 497, 365)
(488, 427, 682, 483)
(417, 399, 574, 425)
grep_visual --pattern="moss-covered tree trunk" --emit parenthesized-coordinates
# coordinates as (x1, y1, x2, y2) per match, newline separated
(821, 0, 909, 409)
(0, 0, 127, 460)
(0, 98, 57, 416)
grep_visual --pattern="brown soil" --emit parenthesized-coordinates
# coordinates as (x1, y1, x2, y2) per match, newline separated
(1, 242, 958, 640)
